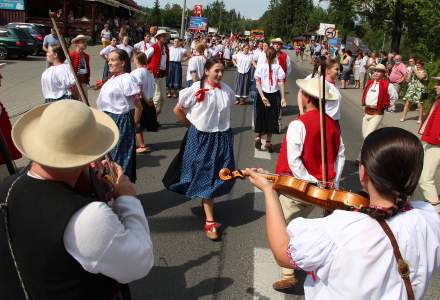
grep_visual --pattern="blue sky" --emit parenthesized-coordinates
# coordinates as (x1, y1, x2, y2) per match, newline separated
(136, 0, 328, 20)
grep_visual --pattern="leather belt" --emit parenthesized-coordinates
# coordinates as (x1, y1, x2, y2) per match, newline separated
(365, 106, 384, 115)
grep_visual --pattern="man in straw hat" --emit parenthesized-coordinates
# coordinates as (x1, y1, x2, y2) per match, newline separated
(271, 38, 292, 78)
(273, 77, 345, 291)
(69, 34, 91, 98)
(146, 29, 170, 117)
(418, 76, 440, 213)
(357, 63, 398, 164)
(0, 100, 153, 299)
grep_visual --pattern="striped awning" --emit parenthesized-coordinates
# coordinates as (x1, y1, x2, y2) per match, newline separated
(85, 0, 146, 15)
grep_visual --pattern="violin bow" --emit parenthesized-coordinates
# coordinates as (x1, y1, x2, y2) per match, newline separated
(48, 10, 116, 181)
(318, 58, 329, 187)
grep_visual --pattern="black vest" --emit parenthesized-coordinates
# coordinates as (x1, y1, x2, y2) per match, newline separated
(0, 174, 119, 300)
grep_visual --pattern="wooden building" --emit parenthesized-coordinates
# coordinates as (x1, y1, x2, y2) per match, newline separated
(0, 0, 144, 40)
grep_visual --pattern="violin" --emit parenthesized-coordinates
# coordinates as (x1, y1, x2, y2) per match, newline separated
(219, 168, 369, 211)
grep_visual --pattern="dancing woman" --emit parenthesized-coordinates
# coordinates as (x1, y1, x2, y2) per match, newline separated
(232, 44, 254, 104)
(96, 49, 142, 182)
(41, 45, 76, 103)
(254, 47, 286, 153)
(99, 37, 117, 80)
(169, 57, 236, 240)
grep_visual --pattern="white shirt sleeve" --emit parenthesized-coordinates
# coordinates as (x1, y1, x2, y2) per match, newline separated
(285, 55, 292, 77)
(254, 64, 262, 80)
(333, 136, 345, 188)
(188, 58, 197, 73)
(145, 46, 155, 60)
(63, 196, 154, 284)
(121, 75, 141, 97)
(277, 65, 286, 81)
(388, 83, 398, 102)
(286, 120, 319, 183)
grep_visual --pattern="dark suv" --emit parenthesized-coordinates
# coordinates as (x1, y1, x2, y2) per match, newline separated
(7, 23, 50, 55)
(0, 26, 37, 59)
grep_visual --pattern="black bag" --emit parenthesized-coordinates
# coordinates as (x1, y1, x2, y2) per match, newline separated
(140, 99, 159, 132)
(162, 130, 188, 189)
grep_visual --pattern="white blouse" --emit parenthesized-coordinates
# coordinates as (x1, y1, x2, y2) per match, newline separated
(233, 52, 254, 74)
(41, 63, 75, 99)
(304, 74, 342, 121)
(287, 201, 440, 300)
(178, 81, 235, 132)
(169, 46, 187, 62)
(100, 45, 117, 59)
(133, 41, 151, 54)
(186, 55, 206, 81)
(96, 73, 140, 114)
(117, 44, 134, 58)
(130, 68, 155, 100)
(254, 63, 285, 93)
(257, 51, 267, 66)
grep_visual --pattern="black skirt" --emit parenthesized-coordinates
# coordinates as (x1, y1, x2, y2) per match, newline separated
(255, 90, 281, 134)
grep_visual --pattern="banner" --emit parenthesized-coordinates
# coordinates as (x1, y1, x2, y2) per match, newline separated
(0, 0, 24, 10)
(194, 4, 203, 16)
(189, 17, 208, 32)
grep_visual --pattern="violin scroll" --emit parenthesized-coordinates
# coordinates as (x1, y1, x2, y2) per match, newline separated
(219, 168, 246, 181)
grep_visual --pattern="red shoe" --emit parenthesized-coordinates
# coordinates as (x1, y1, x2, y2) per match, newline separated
(204, 221, 220, 240)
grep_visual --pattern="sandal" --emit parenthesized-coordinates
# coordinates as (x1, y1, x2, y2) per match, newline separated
(204, 221, 220, 240)
(234, 100, 240, 105)
(264, 141, 274, 153)
(136, 145, 150, 154)
(167, 92, 172, 98)
(255, 138, 262, 150)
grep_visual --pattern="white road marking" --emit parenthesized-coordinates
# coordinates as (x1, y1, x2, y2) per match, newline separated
(254, 148, 272, 160)
(253, 187, 265, 212)
(253, 247, 285, 300)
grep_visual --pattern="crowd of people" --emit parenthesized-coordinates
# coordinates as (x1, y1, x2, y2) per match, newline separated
(0, 21, 439, 300)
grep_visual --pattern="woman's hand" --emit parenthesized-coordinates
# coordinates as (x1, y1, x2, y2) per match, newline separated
(261, 96, 271, 107)
(281, 98, 287, 108)
(246, 168, 274, 194)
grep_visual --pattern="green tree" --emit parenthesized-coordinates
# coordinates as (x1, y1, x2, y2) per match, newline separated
(151, 0, 161, 26)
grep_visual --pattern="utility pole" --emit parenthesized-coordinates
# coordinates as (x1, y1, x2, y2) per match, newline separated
(180, 0, 187, 38)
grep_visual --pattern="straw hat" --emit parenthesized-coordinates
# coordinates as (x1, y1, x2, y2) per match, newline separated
(155, 29, 169, 38)
(370, 64, 387, 72)
(71, 34, 91, 44)
(296, 78, 338, 101)
(12, 100, 119, 169)
(432, 77, 440, 81)
(271, 38, 284, 44)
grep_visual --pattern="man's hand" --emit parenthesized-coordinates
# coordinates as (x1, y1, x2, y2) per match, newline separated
(281, 98, 287, 108)
(109, 162, 136, 198)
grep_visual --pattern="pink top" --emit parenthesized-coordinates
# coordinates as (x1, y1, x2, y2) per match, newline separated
(389, 63, 407, 83)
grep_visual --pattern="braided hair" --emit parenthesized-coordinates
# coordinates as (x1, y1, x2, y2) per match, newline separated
(266, 47, 277, 83)
(358, 127, 424, 220)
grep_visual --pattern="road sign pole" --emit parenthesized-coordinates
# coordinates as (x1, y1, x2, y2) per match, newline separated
(180, 0, 187, 38)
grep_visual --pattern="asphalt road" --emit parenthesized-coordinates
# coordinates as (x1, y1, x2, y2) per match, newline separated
(1, 47, 439, 300)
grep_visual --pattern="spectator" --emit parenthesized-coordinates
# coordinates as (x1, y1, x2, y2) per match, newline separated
(100, 23, 112, 48)
(42, 28, 60, 68)
(341, 50, 353, 89)
(401, 59, 427, 123)
(353, 53, 363, 89)
(388, 54, 407, 112)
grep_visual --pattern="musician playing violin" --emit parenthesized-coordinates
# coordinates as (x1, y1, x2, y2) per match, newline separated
(272, 77, 345, 291)
(0, 101, 153, 300)
(249, 127, 440, 300)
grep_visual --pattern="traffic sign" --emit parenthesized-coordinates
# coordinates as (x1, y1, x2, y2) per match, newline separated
(325, 27, 336, 39)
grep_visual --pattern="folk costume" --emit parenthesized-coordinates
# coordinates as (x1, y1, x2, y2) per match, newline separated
(274, 78, 345, 287)
(166, 81, 236, 199)
(233, 51, 254, 100)
(254, 62, 285, 135)
(134, 40, 151, 55)
(69, 49, 90, 98)
(361, 67, 398, 139)
(275, 50, 292, 78)
(419, 84, 440, 210)
(116, 43, 134, 73)
(41, 63, 75, 103)
(96, 73, 141, 182)
(130, 67, 158, 132)
(0, 101, 21, 179)
(0, 101, 153, 300)
(186, 54, 206, 87)
(146, 32, 170, 113)
(99, 44, 117, 80)
(167, 46, 187, 91)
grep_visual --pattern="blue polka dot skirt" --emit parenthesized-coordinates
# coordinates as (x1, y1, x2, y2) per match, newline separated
(169, 125, 235, 199)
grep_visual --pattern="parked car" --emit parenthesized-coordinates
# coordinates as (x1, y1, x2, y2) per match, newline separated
(0, 27, 38, 59)
(282, 43, 294, 50)
(169, 29, 180, 40)
(7, 23, 50, 55)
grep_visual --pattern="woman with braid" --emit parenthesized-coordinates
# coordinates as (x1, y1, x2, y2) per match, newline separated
(248, 127, 440, 299)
